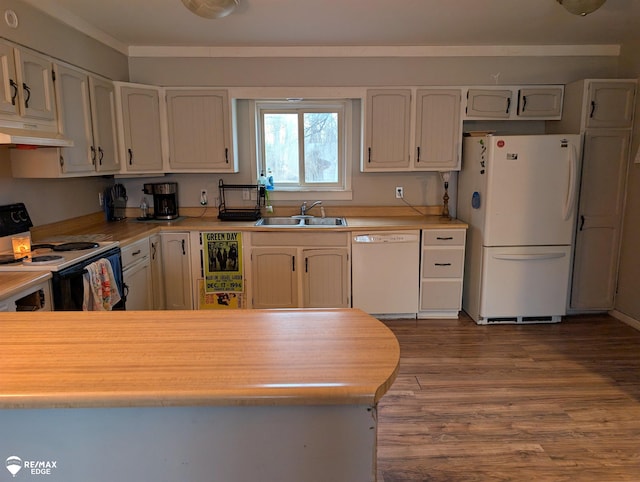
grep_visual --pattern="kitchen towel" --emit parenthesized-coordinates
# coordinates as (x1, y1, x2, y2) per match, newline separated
(82, 258, 122, 311)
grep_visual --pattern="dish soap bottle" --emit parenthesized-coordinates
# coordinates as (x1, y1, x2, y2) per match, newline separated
(259, 171, 268, 186)
(267, 168, 274, 190)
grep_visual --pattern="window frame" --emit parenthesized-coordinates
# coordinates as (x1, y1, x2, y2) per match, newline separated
(252, 99, 353, 197)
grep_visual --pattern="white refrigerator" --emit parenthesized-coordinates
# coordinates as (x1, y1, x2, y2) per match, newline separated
(457, 134, 581, 324)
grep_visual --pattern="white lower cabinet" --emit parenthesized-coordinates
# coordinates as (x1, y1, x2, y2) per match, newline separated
(121, 238, 152, 311)
(149, 234, 165, 310)
(161, 232, 193, 310)
(419, 228, 466, 319)
(249, 232, 350, 309)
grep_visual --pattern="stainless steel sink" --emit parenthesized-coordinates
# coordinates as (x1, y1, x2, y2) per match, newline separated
(255, 216, 347, 227)
(304, 217, 347, 226)
(255, 217, 304, 226)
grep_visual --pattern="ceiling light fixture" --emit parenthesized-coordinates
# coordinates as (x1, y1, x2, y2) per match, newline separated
(181, 0, 238, 19)
(556, 0, 606, 16)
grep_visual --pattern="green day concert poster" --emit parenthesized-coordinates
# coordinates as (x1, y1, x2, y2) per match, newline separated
(202, 232, 243, 301)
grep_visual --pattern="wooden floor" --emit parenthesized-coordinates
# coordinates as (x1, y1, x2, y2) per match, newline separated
(376, 313, 640, 482)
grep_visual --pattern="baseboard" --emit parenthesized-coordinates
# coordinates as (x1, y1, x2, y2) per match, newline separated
(609, 310, 640, 331)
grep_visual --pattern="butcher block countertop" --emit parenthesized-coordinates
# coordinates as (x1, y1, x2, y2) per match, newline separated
(0, 271, 51, 300)
(0, 308, 400, 410)
(30, 208, 467, 248)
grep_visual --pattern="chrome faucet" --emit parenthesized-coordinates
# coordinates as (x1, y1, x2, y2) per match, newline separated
(300, 200, 322, 216)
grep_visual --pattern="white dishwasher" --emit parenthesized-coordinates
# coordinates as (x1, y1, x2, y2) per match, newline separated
(351, 231, 420, 317)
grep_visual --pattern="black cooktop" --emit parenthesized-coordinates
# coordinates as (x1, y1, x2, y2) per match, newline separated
(0, 254, 26, 265)
(31, 242, 99, 252)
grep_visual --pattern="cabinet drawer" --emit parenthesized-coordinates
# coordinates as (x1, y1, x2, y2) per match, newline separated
(422, 229, 465, 246)
(121, 238, 150, 267)
(422, 248, 464, 278)
(420, 280, 462, 311)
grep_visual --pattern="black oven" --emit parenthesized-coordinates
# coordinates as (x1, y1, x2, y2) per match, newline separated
(51, 246, 126, 311)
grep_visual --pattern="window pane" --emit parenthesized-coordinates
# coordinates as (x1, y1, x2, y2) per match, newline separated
(303, 113, 338, 183)
(264, 113, 299, 183)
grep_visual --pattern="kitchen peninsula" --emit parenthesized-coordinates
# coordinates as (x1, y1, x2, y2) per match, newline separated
(0, 308, 399, 482)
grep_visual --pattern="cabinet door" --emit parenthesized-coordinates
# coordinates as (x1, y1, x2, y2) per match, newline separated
(14, 49, 56, 122)
(54, 64, 95, 174)
(120, 85, 164, 172)
(363, 89, 411, 171)
(150, 234, 165, 310)
(303, 248, 349, 308)
(571, 130, 630, 310)
(0, 43, 18, 117)
(123, 261, 153, 311)
(161, 233, 193, 310)
(465, 89, 512, 118)
(166, 89, 235, 171)
(251, 247, 298, 309)
(90, 77, 120, 172)
(585, 81, 636, 129)
(517, 87, 563, 118)
(414, 89, 461, 170)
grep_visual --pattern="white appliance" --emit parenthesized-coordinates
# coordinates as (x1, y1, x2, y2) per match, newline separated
(351, 231, 420, 318)
(457, 134, 581, 324)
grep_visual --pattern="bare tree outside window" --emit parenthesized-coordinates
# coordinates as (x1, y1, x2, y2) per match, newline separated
(258, 101, 346, 190)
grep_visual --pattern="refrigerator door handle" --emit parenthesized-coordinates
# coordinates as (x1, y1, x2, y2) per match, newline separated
(562, 143, 579, 220)
(493, 253, 567, 261)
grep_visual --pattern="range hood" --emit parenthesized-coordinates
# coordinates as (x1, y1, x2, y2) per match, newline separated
(0, 127, 73, 147)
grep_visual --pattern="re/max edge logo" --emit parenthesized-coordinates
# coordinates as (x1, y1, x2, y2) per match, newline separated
(5, 456, 58, 478)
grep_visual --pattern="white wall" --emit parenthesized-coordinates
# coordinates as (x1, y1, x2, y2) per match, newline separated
(0, 149, 113, 226)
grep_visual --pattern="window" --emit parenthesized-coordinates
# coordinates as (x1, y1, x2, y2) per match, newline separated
(255, 100, 351, 193)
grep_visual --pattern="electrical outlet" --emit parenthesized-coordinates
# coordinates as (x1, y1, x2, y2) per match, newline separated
(200, 189, 208, 206)
(395, 186, 404, 199)
(98, 192, 104, 207)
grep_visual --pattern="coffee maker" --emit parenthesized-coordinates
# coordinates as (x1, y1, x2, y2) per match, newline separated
(143, 183, 179, 220)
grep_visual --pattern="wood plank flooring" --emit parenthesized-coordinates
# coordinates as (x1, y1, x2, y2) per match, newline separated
(376, 313, 640, 482)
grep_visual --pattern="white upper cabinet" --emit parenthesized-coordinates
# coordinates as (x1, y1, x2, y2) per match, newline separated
(0, 42, 18, 118)
(89, 76, 120, 173)
(0, 41, 57, 130)
(54, 64, 95, 174)
(465, 89, 512, 119)
(585, 81, 636, 129)
(166, 89, 237, 172)
(414, 89, 461, 170)
(363, 89, 411, 170)
(363, 88, 462, 171)
(517, 87, 563, 118)
(464, 85, 563, 120)
(115, 83, 164, 173)
(54, 65, 120, 174)
(11, 65, 120, 178)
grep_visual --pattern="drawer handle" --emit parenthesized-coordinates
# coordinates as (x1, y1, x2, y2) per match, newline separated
(436, 236, 453, 240)
(131, 249, 141, 256)
(434, 263, 452, 266)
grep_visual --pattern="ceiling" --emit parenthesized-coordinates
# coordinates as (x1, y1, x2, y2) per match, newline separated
(20, 0, 640, 55)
